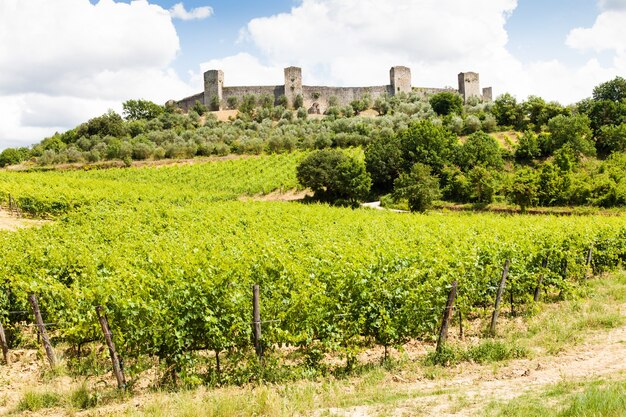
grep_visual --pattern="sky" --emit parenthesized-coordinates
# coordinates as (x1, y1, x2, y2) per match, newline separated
(1, 0, 626, 149)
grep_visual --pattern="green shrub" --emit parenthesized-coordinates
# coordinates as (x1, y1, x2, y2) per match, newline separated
(17, 391, 62, 412)
(296, 149, 371, 202)
(392, 163, 441, 212)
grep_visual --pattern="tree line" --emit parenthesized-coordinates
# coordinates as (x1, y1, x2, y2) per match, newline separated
(2, 77, 626, 210)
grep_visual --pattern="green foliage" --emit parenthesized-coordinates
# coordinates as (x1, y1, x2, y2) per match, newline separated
(227, 96, 239, 109)
(440, 165, 471, 202)
(192, 100, 209, 116)
(392, 163, 441, 212)
(521, 96, 569, 132)
(70, 384, 99, 410)
(537, 162, 570, 206)
(350, 94, 372, 114)
(293, 94, 304, 109)
(508, 167, 539, 212)
(17, 391, 62, 412)
(122, 99, 164, 121)
(210, 95, 221, 111)
(296, 149, 371, 202)
(597, 123, 626, 156)
(425, 340, 527, 366)
(493, 93, 523, 128)
(3, 154, 626, 382)
(458, 132, 504, 171)
(583, 99, 626, 134)
(259, 94, 274, 109)
(0, 147, 30, 167)
(468, 166, 497, 204)
(399, 120, 459, 174)
(364, 135, 403, 192)
(429, 91, 463, 116)
(76, 110, 127, 138)
(546, 114, 595, 157)
(592, 76, 626, 102)
(296, 107, 308, 120)
(239, 95, 257, 115)
(515, 131, 541, 161)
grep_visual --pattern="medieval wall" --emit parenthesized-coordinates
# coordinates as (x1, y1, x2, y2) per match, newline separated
(413, 87, 457, 98)
(222, 86, 285, 107)
(176, 92, 204, 113)
(175, 66, 492, 113)
(301, 85, 391, 114)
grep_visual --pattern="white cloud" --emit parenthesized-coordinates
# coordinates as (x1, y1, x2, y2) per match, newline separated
(0, 0, 195, 150)
(196, 53, 284, 86)
(599, 0, 626, 11)
(169, 2, 213, 21)
(566, 10, 626, 55)
(198, 0, 625, 107)
(239, 0, 518, 86)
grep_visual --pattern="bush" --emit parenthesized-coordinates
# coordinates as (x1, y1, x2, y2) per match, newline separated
(392, 163, 441, 212)
(296, 149, 371, 203)
(399, 120, 459, 174)
(276, 95, 288, 107)
(293, 94, 304, 109)
(464, 115, 482, 134)
(192, 100, 209, 116)
(441, 165, 471, 202)
(507, 167, 539, 212)
(468, 166, 497, 204)
(458, 131, 503, 171)
(227, 96, 239, 110)
(515, 131, 541, 161)
(597, 123, 626, 156)
(429, 91, 463, 116)
(364, 135, 403, 192)
(0, 147, 29, 167)
(122, 99, 164, 121)
(492, 93, 523, 128)
(546, 114, 595, 157)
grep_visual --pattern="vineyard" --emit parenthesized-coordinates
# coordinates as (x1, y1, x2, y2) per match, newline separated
(1, 153, 626, 387)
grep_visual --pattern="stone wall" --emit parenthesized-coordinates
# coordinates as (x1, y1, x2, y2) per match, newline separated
(175, 66, 492, 112)
(222, 86, 285, 108)
(301, 85, 391, 114)
(413, 87, 457, 98)
(176, 92, 204, 113)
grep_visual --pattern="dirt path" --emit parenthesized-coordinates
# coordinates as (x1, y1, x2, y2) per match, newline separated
(0, 209, 47, 231)
(321, 324, 626, 416)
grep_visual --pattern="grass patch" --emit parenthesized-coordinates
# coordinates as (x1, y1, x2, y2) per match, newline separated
(487, 378, 626, 417)
(424, 340, 528, 366)
(500, 271, 626, 356)
(16, 390, 62, 412)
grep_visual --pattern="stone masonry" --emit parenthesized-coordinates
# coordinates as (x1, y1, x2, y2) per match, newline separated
(175, 67, 492, 113)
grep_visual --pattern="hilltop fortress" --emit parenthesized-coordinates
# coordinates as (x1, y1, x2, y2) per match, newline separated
(176, 66, 492, 114)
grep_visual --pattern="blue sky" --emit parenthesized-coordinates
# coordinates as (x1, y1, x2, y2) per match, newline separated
(1, 0, 626, 149)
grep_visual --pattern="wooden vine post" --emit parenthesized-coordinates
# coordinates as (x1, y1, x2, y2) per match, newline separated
(0, 320, 9, 365)
(586, 246, 593, 279)
(436, 281, 457, 353)
(534, 257, 548, 302)
(489, 259, 510, 336)
(252, 284, 263, 361)
(28, 293, 56, 367)
(96, 306, 126, 389)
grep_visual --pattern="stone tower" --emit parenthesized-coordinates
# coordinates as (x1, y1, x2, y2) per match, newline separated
(482, 87, 493, 102)
(458, 72, 481, 102)
(204, 69, 224, 110)
(284, 66, 303, 108)
(390, 66, 411, 95)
